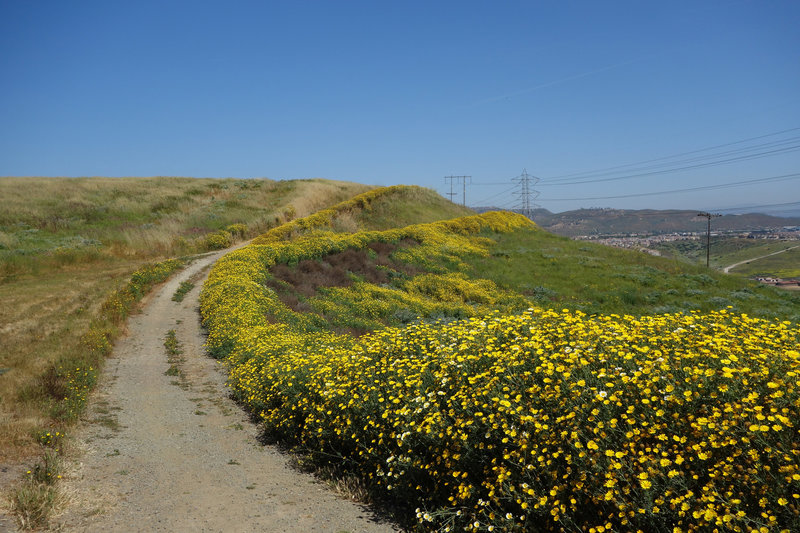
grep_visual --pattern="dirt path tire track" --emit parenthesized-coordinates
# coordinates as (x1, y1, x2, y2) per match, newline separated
(54, 246, 397, 532)
(722, 244, 800, 273)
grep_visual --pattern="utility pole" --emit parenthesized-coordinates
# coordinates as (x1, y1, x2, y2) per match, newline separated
(444, 176, 471, 206)
(697, 212, 722, 267)
(512, 169, 540, 219)
(444, 176, 457, 203)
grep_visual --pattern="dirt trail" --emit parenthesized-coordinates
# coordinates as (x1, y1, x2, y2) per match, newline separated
(722, 244, 800, 273)
(54, 246, 397, 532)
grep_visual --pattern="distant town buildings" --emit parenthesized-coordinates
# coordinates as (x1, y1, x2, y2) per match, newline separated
(576, 226, 799, 249)
(574, 227, 800, 288)
(576, 232, 701, 253)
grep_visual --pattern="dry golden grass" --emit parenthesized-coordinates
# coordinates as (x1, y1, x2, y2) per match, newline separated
(0, 263, 138, 461)
(0, 177, 370, 263)
(0, 176, 372, 462)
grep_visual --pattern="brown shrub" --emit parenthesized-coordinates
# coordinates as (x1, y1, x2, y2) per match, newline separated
(267, 241, 425, 312)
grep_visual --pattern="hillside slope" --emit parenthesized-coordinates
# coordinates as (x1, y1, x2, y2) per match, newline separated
(655, 237, 800, 278)
(201, 186, 800, 532)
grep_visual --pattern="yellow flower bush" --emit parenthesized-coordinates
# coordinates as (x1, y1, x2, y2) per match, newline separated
(102, 258, 184, 321)
(201, 229, 233, 250)
(225, 223, 248, 238)
(48, 257, 186, 422)
(201, 205, 800, 532)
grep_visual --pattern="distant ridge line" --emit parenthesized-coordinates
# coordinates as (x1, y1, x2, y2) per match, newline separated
(470, 206, 800, 237)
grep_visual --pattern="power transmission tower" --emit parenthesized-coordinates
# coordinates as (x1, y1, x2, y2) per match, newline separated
(697, 212, 722, 267)
(444, 175, 471, 206)
(512, 169, 540, 219)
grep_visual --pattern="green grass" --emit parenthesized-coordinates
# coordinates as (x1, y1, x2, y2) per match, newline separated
(10, 483, 59, 530)
(250, 212, 799, 351)
(163, 330, 188, 387)
(727, 245, 800, 277)
(171, 281, 195, 302)
(708, 238, 793, 264)
(651, 238, 706, 264)
(10, 434, 66, 530)
(654, 237, 800, 277)
(254, 217, 800, 345)
(461, 227, 800, 320)
(351, 185, 474, 230)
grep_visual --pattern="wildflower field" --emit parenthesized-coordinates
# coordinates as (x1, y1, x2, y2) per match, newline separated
(201, 190, 799, 532)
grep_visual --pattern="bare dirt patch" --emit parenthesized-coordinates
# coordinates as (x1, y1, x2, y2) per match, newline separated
(266, 240, 420, 314)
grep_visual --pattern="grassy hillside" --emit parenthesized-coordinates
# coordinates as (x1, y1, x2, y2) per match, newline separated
(0, 177, 371, 281)
(351, 185, 475, 230)
(462, 229, 799, 319)
(0, 176, 371, 461)
(654, 237, 800, 278)
(250, 185, 474, 245)
(727, 245, 800, 278)
(202, 191, 800, 532)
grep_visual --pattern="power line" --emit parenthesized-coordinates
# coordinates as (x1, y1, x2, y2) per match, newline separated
(472, 184, 519, 206)
(472, 187, 800, 216)
(545, 126, 800, 182)
(707, 200, 800, 213)
(444, 175, 471, 206)
(539, 139, 800, 187)
(462, 128, 800, 210)
(492, 199, 520, 210)
(543, 138, 800, 185)
(476, 201, 799, 217)
(539, 172, 800, 202)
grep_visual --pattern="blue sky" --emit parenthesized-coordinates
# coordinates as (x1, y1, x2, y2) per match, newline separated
(1, 0, 798, 214)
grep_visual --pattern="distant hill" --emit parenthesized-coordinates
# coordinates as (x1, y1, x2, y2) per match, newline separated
(472, 206, 800, 237)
